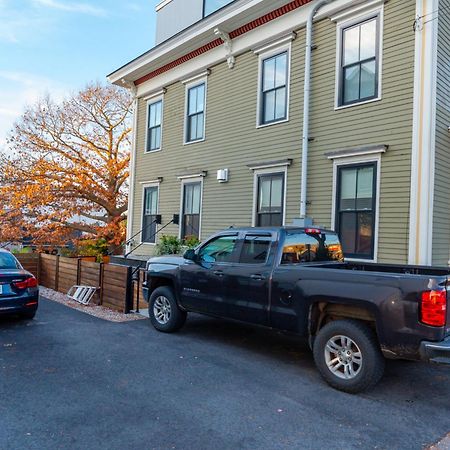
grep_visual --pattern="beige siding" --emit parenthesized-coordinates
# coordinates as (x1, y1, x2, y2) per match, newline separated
(432, 0, 450, 266)
(130, 0, 416, 262)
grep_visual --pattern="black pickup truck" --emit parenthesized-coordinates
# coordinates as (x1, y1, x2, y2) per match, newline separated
(143, 227, 450, 393)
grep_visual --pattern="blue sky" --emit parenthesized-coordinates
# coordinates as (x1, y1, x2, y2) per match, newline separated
(0, 0, 158, 147)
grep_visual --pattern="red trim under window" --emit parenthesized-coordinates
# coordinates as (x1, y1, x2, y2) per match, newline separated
(135, 0, 313, 86)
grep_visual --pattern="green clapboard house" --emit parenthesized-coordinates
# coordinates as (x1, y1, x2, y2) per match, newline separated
(108, 0, 450, 266)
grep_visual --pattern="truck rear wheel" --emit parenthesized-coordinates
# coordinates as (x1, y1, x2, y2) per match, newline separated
(313, 319, 385, 393)
(149, 286, 187, 333)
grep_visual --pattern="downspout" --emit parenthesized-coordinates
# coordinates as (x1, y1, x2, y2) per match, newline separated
(300, 0, 334, 220)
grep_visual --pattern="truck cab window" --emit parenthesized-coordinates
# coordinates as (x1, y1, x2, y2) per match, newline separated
(198, 235, 238, 263)
(281, 231, 344, 264)
(240, 235, 272, 264)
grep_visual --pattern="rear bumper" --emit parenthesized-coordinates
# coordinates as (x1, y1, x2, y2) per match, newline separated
(420, 336, 450, 365)
(0, 295, 39, 315)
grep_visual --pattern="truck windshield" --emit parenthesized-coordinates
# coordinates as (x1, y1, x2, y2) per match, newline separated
(281, 231, 344, 264)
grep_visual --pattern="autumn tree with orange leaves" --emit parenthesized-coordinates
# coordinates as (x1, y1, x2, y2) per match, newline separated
(0, 83, 132, 252)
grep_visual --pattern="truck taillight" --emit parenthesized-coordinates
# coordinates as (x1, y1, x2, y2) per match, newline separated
(13, 277, 38, 290)
(420, 290, 447, 327)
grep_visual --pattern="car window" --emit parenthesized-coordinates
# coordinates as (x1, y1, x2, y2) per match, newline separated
(239, 235, 272, 264)
(281, 231, 344, 264)
(0, 252, 21, 269)
(198, 235, 238, 263)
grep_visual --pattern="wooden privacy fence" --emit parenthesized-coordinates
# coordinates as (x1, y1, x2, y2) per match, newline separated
(16, 254, 133, 313)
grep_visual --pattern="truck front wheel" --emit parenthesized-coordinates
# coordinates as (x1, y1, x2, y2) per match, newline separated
(149, 286, 187, 333)
(313, 319, 385, 393)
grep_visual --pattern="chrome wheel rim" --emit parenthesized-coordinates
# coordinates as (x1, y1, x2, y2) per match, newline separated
(324, 335, 363, 380)
(153, 296, 171, 325)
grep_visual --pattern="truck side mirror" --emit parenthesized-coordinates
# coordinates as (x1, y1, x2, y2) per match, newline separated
(183, 249, 197, 262)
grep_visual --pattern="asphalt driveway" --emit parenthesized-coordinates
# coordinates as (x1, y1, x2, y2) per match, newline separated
(0, 298, 449, 450)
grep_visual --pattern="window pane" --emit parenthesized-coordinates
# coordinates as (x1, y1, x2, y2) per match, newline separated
(339, 168, 357, 210)
(199, 236, 238, 263)
(344, 66, 360, 103)
(192, 183, 201, 215)
(339, 212, 357, 255)
(196, 112, 204, 140)
(271, 176, 283, 210)
(263, 57, 276, 91)
(196, 84, 205, 113)
(183, 214, 200, 239)
(184, 184, 193, 213)
(204, 0, 233, 16)
(360, 60, 376, 99)
(356, 166, 374, 209)
(263, 90, 276, 123)
(275, 53, 287, 88)
(356, 212, 373, 256)
(189, 115, 198, 141)
(360, 19, 377, 60)
(259, 178, 271, 212)
(275, 87, 287, 120)
(343, 25, 360, 66)
(188, 87, 197, 115)
(240, 236, 271, 264)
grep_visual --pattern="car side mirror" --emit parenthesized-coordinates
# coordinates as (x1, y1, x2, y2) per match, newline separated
(183, 249, 197, 262)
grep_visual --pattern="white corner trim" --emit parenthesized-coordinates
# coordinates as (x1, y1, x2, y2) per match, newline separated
(408, 0, 439, 266)
(181, 70, 211, 85)
(330, 153, 382, 263)
(330, 0, 385, 23)
(125, 98, 139, 255)
(252, 32, 297, 55)
(142, 88, 167, 101)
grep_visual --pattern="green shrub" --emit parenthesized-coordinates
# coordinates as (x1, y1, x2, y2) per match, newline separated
(156, 235, 201, 256)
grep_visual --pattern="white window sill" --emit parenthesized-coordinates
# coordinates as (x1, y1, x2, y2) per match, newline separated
(334, 97, 382, 111)
(183, 138, 206, 146)
(256, 118, 289, 129)
(144, 148, 162, 154)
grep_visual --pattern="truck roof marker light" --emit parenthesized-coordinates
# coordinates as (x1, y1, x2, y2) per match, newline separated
(420, 290, 447, 327)
(305, 228, 321, 234)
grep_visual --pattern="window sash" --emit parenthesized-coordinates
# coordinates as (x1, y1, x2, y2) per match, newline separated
(182, 182, 201, 239)
(335, 163, 376, 259)
(339, 17, 379, 106)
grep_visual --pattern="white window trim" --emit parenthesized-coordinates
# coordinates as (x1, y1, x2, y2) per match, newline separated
(144, 93, 164, 154)
(179, 176, 204, 240)
(252, 166, 288, 227)
(331, 153, 381, 263)
(140, 181, 161, 246)
(334, 3, 384, 111)
(256, 41, 292, 129)
(183, 75, 208, 145)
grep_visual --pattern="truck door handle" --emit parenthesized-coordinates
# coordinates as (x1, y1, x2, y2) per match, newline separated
(213, 270, 224, 277)
(251, 274, 265, 281)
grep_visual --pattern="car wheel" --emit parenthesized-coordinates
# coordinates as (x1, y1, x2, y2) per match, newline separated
(313, 319, 385, 394)
(148, 286, 186, 333)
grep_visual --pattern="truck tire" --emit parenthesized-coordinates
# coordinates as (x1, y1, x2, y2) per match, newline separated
(313, 319, 385, 394)
(148, 286, 187, 333)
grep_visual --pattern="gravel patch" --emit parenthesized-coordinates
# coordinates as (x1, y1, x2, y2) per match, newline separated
(40, 287, 145, 322)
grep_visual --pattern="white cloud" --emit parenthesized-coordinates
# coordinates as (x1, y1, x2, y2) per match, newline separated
(32, 0, 107, 16)
(0, 71, 69, 150)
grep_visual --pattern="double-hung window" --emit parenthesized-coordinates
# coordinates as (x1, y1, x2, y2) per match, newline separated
(339, 16, 380, 106)
(146, 100, 162, 152)
(142, 186, 159, 244)
(260, 52, 288, 125)
(335, 163, 376, 259)
(186, 83, 206, 143)
(256, 173, 285, 227)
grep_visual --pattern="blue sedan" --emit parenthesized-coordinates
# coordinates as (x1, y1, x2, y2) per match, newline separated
(0, 250, 39, 319)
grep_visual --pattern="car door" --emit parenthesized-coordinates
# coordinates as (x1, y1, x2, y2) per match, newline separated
(218, 232, 274, 325)
(179, 233, 239, 315)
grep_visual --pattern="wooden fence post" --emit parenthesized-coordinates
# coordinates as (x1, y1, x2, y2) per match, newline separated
(125, 266, 133, 314)
(99, 263, 104, 306)
(76, 258, 82, 285)
(37, 254, 42, 283)
(54, 255, 60, 292)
